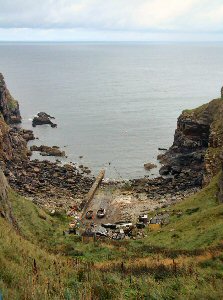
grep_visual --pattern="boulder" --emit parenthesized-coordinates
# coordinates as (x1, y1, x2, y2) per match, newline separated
(32, 112, 57, 128)
(159, 165, 171, 176)
(30, 145, 65, 157)
(144, 163, 157, 171)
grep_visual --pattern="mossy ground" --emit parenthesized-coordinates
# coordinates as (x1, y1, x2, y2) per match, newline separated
(0, 175, 223, 299)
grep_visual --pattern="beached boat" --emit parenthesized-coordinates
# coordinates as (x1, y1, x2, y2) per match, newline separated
(97, 208, 106, 218)
(138, 214, 148, 224)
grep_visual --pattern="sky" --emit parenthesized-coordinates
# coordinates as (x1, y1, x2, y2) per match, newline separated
(1, 0, 223, 41)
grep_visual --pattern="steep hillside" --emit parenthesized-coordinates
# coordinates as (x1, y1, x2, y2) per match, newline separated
(1, 173, 223, 299)
(0, 201, 79, 299)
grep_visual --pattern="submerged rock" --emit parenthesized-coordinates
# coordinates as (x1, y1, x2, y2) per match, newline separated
(144, 163, 157, 171)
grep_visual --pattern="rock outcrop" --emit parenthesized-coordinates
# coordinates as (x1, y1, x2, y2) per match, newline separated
(0, 74, 30, 165)
(159, 98, 223, 188)
(30, 145, 66, 157)
(144, 162, 157, 171)
(0, 73, 21, 124)
(32, 112, 57, 128)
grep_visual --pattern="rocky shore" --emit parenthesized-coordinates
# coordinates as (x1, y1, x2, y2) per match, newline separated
(6, 159, 94, 209)
(0, 74, 94, 211)
(2, 72, 223, 214)
(30, 145, 66, 157)
(129, 176, 199, 204)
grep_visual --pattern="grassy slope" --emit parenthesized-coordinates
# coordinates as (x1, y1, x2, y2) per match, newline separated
(0, 176, 223, 299)
(137, 174, 223, 250)
(0, 191, 80, 299)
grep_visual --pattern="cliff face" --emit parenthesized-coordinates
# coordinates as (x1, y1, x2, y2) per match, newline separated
(0, 74, 29, 228)
(159, 98, 223, 189)
(0, 74, 29, 166)
(0, 73, 21, 124)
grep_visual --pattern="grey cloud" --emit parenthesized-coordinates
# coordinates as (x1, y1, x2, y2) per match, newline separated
(0, 0, 223, 32)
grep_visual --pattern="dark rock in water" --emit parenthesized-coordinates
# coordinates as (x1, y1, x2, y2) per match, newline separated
(30, 145, 65, 157)
(32, 112, 57, 128)
(158, 147, 167, 151)
(144, 163, 157, 171)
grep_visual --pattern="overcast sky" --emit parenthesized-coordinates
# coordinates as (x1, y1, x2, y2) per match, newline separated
(1, 0, 223, 41)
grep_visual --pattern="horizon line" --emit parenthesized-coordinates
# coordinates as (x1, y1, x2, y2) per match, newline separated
(1, 40, 223, 43)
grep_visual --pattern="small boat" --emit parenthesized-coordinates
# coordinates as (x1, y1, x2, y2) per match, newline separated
(115, 222, 133, 229)
(85, 210, 93, 219)
(101, 223, 116, 230)
(97, 208, 106, 218)
(138, 214, 148, 224)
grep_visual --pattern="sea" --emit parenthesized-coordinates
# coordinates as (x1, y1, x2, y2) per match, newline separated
(0, 42, 223, 179)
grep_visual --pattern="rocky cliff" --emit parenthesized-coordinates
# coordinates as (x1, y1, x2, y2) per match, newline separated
(0, 74, 30, 165)
(159, 96, 223, 191)
(0, 73, 21, 124)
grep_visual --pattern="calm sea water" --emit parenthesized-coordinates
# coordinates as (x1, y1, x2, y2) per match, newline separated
(0, 42, 223, 179)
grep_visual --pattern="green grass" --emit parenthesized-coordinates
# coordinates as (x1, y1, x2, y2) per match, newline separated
(1, 174, 223, 299)
(131, 174, 223, 251)
(182, 98, 223, 119)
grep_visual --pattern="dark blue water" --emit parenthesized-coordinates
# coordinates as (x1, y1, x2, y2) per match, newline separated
(0, 42, 223, 179)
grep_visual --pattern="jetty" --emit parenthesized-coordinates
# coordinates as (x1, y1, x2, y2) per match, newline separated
(81, 169, 105, 218)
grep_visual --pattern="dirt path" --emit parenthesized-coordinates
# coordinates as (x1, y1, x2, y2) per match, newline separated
(94, 249, 222, 272)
